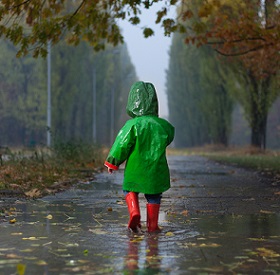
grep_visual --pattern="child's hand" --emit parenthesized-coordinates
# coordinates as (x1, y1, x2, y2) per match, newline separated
(108, 167, 113, 174)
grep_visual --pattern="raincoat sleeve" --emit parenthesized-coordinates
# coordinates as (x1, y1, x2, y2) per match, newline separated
(104, 120, 135, 170)
(160, 118, 175, 146)
(167, 123, 175, 146)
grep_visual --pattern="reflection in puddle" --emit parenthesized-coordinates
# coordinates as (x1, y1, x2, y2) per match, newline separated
(0, 181, 280, 274)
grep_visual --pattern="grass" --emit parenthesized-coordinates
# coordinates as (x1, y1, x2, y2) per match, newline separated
(1, 144, 279, 198)
(0, 142, 107, 198)
(168, 145, 280, 175)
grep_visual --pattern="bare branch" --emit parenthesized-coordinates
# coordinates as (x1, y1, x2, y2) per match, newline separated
(10, 0, 31, 10)
(214, 43, 273, 57)
(70, 0, 86, 19)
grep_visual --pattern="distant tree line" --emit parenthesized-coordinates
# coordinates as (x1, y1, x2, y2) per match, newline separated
(166, 0, 280, 149)
(0, 40, 137, 147)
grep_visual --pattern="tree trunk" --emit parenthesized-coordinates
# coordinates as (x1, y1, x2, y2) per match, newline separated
(249, 73, 270, 150)
(251, 110, 267, 149)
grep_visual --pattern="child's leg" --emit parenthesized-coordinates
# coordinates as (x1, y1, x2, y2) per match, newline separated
(144, 193, 162, 232)
(124, 191, 141, 231)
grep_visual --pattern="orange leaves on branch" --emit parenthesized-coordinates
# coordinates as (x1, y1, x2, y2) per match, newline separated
(179, 1, 280, 79)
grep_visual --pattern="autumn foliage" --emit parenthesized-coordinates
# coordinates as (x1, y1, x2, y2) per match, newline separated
(177, 0, 280, 79)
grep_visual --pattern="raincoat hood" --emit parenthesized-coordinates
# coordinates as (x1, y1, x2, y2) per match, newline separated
(126, 81, 159, 118)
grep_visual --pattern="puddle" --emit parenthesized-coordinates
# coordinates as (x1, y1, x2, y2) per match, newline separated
(1, 194, 280, 274)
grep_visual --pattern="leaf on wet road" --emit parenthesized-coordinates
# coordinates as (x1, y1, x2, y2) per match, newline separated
(22, 237, 48, 241)
(260, 210, 274, 214)
(248, 237, 266, 241)
(89, 228, 107, 235)
(165, 232, 175, 237)
(199, 243, 221, 248)
(9, 218, 16, 224)
(22, 237, 38, 240)
(20, 249, 34, 253)
(45, 214, 53, 219)
(6, 253, 22, 259)
(181, 210, 189, 216)
(36, 260, 47, 265)
(24, 188, 42, 198)
(256, 248, 280, 258)
(58, 242, 79, 247)
(17, 263, 26, 275)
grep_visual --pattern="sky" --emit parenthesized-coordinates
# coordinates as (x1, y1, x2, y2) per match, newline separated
(119, 4, 175, 118)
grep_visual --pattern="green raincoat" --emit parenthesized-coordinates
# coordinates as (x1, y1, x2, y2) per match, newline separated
(104, 81, 175, 194)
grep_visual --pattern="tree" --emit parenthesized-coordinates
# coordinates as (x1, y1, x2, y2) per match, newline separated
(0, 39, 137, 146)
(0, 40, 46, 145)
(176, 0, 280, 149)
(167, 33, 234, 147)
(0, 0, 177, 57)
(1, 0, 279, 149)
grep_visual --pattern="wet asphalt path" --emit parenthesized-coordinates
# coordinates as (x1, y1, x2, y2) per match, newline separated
(0, 155, 280, 274)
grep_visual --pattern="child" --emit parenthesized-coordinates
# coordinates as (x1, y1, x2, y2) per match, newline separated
(104, 81, 174, 232)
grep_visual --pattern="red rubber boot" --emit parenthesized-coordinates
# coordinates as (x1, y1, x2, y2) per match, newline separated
(125, 192, 141, 231)
(147, 203, 161, 232)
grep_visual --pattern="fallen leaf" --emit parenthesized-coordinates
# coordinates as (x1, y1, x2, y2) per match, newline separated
(36, 260, 47, 265)
(9, 218, 16, 224)
(256, 247, 280, 258)
(58, 242, 79, 247)
(6, 254, 22, 259)
(181, 210, 189, 216)
(24, 188, 41, 198)
(165, 232, 175, 237)
(260, 210, 274, 214)
(17, 263, 26, 275)
(22, 237, 39, 241)
(89, 229, 107, 235)
(199, 243, 221, 248)
(45, 214, 53, 220)
(248, 237, 266, 241)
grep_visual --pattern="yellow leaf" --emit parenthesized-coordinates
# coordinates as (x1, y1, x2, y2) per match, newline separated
(9, 218, 16, 224)
(22, 237, 39, 241)
(45, 214, 53, 220)
(7, 253, 21, 259)
(248, 237, 266, 241)
(199, 243, 221, 248)
(165, 232, 175, 237)
(36, 260, 47, 265)
(256, 248, 280, 258)
(17, 263, 26, 275)
(260, 210, 274, 214)
(24, 188, 41, 198)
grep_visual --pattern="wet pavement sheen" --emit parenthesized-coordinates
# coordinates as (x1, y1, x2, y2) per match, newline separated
(0, 155, 280, 274)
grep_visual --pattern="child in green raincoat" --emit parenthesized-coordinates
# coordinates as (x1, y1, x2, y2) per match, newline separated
(104, 81, 175, 232)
